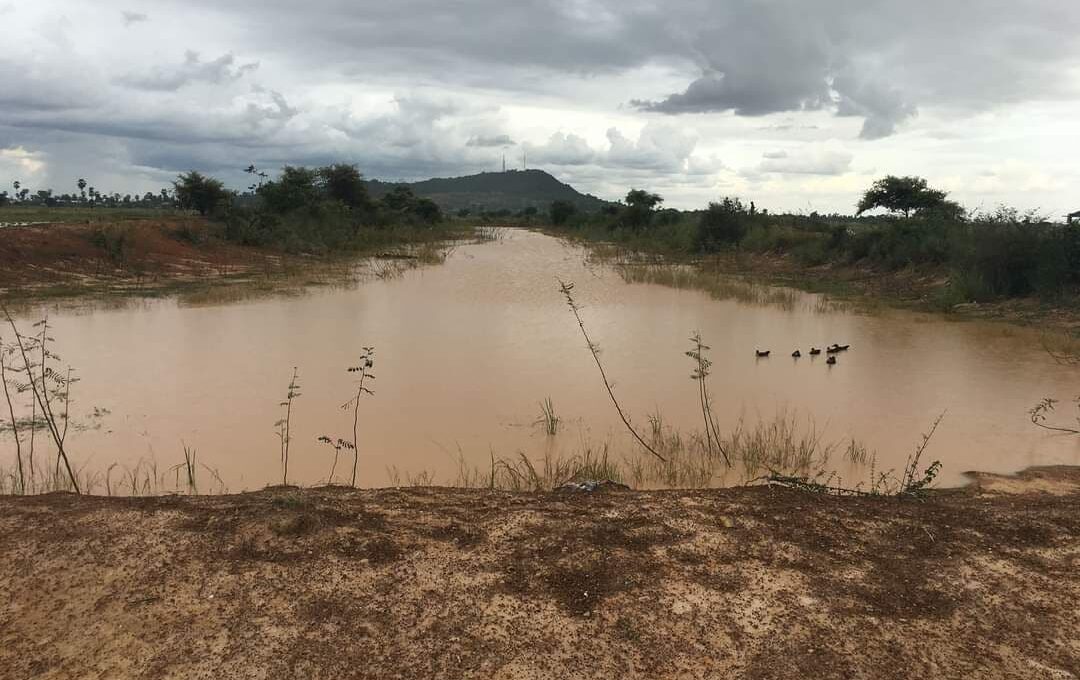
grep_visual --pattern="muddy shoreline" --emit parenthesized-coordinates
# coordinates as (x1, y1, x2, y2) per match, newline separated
(565, 233, 1080, 333)
(0, 219, 461, 308)
(1, 466, 1077, 679)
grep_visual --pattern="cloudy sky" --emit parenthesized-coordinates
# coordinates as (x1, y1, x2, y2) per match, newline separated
(2, 0, 1079, 214)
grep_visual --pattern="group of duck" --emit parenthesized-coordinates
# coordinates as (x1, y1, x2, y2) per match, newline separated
(755, 343, 850, 365)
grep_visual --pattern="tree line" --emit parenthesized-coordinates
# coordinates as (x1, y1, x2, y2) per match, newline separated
(173, 164, 443, 251)
(1, 164, 446, 252)
(544, 175, 1080, 304)
(0, 178, 174, 209)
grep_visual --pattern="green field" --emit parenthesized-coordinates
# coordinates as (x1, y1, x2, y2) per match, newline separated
(0, 206, 184, 224)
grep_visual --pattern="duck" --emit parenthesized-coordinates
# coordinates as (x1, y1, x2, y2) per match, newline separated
(827, 343, 851, 353)
(755, 349, 771, 358)
(826, 355, 837, 365)
(809, 347, 822, 356)
(791, 350, 802, 358)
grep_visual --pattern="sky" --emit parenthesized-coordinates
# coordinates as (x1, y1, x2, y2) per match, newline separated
(2, 0, 1079, 215)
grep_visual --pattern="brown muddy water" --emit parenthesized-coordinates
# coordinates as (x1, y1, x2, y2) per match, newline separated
(2, 229, 1078, 491)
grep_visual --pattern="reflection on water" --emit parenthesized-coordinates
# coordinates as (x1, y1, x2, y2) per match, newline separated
(2, 229, 1077, 492)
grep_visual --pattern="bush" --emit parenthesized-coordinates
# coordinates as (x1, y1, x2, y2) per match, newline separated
(90, 224, 138, 268)
(550, 200, 576, 226)
(174, 220, 210, 246)
(844, 219, 949, 270)
(174, 171, 229, 216)
(740, 225, 776, 253)
(698, 198, 751, 251)
(257, 166, 322, 215)
(792, 238, 830, 266)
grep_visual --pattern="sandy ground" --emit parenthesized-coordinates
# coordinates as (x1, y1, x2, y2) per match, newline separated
(1, 466, 1078, 679)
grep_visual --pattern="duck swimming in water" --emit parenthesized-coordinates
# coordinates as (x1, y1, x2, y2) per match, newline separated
(792, 350, 802, 358)
(809, 347, 822, 356)
(755, 349, 771, 358)
(826, 355, 837, 365)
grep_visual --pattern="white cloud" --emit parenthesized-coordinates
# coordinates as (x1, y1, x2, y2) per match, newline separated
(0, 146, 48, 180)
(757, 144, 853, 175)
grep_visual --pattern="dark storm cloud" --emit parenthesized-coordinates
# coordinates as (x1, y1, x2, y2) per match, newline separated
(3, 0, 1080, 202)
(165, 0, 1080, 138)
(627, 0, 1080, 135)
(117, 51, 259, 91)
(832, 74, 917, 140)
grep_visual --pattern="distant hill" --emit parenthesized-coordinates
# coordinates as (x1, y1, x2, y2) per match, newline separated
(365, 170, 612, 213)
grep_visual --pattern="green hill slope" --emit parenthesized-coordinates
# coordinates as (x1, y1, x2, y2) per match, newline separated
(365, 169, 612, 213)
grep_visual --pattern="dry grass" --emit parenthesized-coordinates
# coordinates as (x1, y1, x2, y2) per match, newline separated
(440, 410, 853, 493)
(618, 264, 800, 310)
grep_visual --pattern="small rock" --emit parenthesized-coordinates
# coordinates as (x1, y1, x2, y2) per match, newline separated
(555, 479, 630, 493)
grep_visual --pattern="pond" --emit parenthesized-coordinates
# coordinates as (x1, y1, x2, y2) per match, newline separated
(2, 228, 1077, 492)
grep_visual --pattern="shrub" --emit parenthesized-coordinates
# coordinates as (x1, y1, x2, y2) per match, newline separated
(550, 200, 576, 226)
(740, 225, 776, 253)
(90, 224, 138, 268)
(792, 238, 830, 266)
(698, 198, 750, 251)
(174, 171, 229, 216)
(174, 220, 210, 246)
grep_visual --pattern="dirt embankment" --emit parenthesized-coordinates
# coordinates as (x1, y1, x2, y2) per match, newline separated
(0, 219, 306, 302)
(1, 466, 1078, 679)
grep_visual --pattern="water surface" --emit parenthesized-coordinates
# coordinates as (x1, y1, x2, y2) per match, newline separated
(3, 229, 1077, 490)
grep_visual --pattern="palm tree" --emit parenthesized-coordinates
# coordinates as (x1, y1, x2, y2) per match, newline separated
(77, 178, 87, 203)
(12, 181, 20, 201)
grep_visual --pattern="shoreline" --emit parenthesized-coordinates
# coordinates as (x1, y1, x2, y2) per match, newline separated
(0, 217, 468, 308)
(4, 219, 1078, 335)
(1, 465, 1077, 679)
(552, 229, 1080, 333)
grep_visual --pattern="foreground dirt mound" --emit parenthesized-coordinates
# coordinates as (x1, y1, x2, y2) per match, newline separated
(0, 473, 1078, 679)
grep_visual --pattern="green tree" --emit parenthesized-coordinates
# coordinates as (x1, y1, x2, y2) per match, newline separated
(382, 186, 416, 212)
(623, 189, 663, 229)
(0, 191, 9, 207)
(77, 178, 87, 203)
(857, 176, 951, 218)
(256, 166, 320, 214)
(549, 200, 576, 225)
(698, 197, 751, 250)
(174, 171, 229, 216)
(317, 164, 373, 213)
(412, 197, 442, 224)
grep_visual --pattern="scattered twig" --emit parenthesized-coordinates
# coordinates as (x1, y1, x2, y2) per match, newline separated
(558, 280, 666, 462)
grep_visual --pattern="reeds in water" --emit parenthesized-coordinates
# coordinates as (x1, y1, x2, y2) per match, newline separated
(617, 264, 800, 310)
(534, 397, 561, 436)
